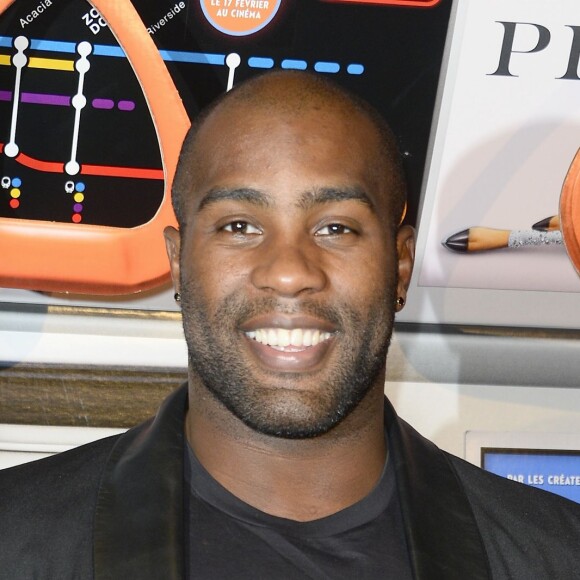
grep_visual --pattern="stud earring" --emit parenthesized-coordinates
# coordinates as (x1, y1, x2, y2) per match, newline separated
(174, 292, 181, 302)
(395, 296, 405, 308)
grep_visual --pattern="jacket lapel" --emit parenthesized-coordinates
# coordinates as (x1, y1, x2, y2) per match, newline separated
(94, 385, 188, 580)
(385, 398, 492, 579)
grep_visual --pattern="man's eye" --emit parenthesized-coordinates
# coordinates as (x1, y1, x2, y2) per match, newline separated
(316, 223, 353, 236)
(222, 221, 261, 235)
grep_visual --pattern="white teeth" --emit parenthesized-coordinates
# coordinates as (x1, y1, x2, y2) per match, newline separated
(268, 328, 278, 346)
(290, 328, 302, 346)
(278, 328, 290, 347)
(246, 328, 333, 348)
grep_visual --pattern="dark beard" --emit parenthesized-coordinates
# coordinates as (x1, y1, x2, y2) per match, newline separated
(181, 284, 395, 439)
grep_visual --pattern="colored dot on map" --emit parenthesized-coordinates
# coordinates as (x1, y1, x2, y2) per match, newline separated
(314, 62, 340, 74)
(118, 100, 135, 111)
(9, 198, 19, 209)
(281, 59, 307, 70)
(92, 98, 114, 110)
(72, 213, 82, 223)
(10, 188, 20, 198)
(74, 193, 84, 203)
(76, 182, 85, 192)
(12, 177, 22, 187)
(347, 64, 364, 75)
(248, 57, 274, 69)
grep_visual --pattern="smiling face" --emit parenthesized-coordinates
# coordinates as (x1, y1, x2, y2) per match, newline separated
(166, 77, 413, 439)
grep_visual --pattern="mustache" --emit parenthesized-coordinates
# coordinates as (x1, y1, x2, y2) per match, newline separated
(181, 283, 347, 328)
(223, 295, 345, 326)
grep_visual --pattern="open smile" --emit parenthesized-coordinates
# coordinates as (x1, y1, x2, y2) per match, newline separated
(245, 328, 333, 350)
(242, 320, 337, 372)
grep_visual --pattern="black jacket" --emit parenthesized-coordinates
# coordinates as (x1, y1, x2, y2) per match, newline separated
(1, 384, 580, 579)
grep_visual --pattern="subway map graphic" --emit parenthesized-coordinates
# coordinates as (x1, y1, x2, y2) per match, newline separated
(0, 1, 164, 227)
(0, 0, 451, 295)
(0, 0, 368, 229)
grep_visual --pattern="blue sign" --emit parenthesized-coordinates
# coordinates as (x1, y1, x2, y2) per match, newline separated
(483, 449, 580, 503)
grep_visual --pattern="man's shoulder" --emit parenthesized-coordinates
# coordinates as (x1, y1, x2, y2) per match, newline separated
(448, 452, 580, 577)
(0, 433, 122, 578)
(0, 433, 120, 528)
(0, 431, 119, 496)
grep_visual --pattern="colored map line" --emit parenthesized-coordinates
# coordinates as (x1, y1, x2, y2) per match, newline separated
(30, 39, 76, 53)
(0, 143, 163, 180)
(28, 56, 74, 71)
(0, 90, 135, 110)
(0, 38, 75, 53)
(158, 48, 224, 65)
(81, 164, 162, 179)
(21, 92, 69, 105)
(0, 35, 365, 75)
(16, 150, 63, 173)
(0, 52, 75, 71)
(0, 36, 126, 56)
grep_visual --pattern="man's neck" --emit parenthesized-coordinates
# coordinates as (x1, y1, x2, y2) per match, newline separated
(186, 382, 387, 522)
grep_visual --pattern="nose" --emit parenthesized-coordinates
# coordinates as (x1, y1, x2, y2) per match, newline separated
(250, 236, 328, 298)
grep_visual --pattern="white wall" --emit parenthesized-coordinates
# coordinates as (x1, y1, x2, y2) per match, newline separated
(385, 380, 580, 459)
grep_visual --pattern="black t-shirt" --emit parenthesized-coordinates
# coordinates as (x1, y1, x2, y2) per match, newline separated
(185, 441, 413, 579)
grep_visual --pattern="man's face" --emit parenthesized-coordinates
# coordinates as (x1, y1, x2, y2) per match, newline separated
(167, 102, 412, 439)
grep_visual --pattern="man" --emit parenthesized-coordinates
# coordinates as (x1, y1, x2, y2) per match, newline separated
(1, 71, 580, 579)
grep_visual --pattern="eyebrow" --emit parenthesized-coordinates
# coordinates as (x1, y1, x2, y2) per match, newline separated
(195, 185, 375, 213)
(297, 187, 375, 212)
(196, 187, 272, 212)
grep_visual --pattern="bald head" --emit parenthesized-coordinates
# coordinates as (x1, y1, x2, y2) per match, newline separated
(172, 71, 407, 230)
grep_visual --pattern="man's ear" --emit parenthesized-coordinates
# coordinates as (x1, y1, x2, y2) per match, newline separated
(395, 225, 415, 311)
(164, 226, 181, 294)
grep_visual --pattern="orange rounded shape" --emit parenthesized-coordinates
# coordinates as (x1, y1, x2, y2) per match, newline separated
(560, 148, 580, 276)
(0, 0, 190, 294)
